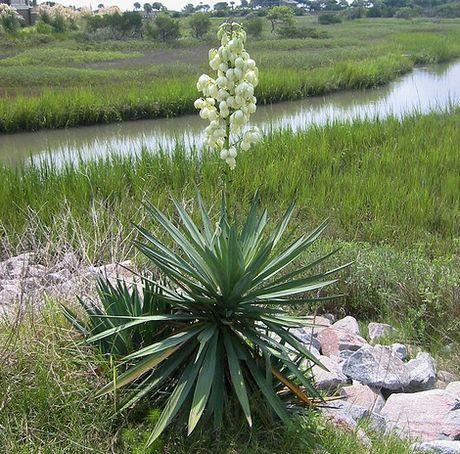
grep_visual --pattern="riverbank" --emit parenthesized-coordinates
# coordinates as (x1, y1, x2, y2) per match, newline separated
(1, 109, 459, 344)
(1, 18, 459, 134)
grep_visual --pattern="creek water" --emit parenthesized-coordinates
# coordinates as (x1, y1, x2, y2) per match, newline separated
(1, 61, 459, 166)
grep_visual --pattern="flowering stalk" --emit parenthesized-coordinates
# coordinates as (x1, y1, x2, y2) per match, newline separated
(195, 22, 262, 172)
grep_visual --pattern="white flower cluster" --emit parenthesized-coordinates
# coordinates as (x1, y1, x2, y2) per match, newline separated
(38, 4, 78, 21)
(195, 22, 261, 170)
(97, 6, 122, 16)
(0, 4, 21, 20)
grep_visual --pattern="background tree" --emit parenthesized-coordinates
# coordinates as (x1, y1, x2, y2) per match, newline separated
(133, 2, 141, 10)
(148, 12, 180, 41)
(266, 6, 294, 32)
(214, 1, 229, 10)
(98, 3, 104, 8)
(240, 0, 249, 6)
(182, 3, 196, 13)
(143, 3, 153, 14)
(188, 12, 211, 38)
(152, 2, 165, 11)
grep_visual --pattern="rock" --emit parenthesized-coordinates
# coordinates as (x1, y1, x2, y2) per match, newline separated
(327, 400, 386, 432)
(412, 440, 460, 453)
(290, 326, 321, 351)
(340, 383, 386, 413)
(323, 410, 372, 449)
(27, 264, 47, 277)
(303, 355, 348, 392)
(0, 284, 21, 305)
(45, 269, 72, 285)
(323, 313, 336, 323)
(317, 327, 367, 357)
(338, 349, 356, 364)
(56, 252, 79, 271)
(446, 382, 460, 398)
(381, 389, 460, 441)
(333, 316, 361, 336)
(391, 342, 408, 361)
(342, 344, 410, 390)
(304, 315, 332, 335)
(368, 322, 395, 342)
(3, 253, 35, 279)
(439, 371, 458, 385)
(405, 352, 437, 392)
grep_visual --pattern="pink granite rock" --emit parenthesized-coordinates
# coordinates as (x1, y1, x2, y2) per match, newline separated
(340, 383, 386, 413)
(381, 389, 460, 441)
(333, 316, 361, 336)
(317, 327, 367, 357)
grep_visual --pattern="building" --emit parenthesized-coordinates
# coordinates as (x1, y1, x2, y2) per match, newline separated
(1, 0, 36, 25)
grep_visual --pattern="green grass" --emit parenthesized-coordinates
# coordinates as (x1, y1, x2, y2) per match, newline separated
(0, 18, 459, 133)
(0, 48, 142, 66)
(0, 303, 416, 453)
(1, 110, 459, 347)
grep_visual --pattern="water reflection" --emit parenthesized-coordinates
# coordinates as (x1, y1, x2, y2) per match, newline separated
(0, 61, 459, 166)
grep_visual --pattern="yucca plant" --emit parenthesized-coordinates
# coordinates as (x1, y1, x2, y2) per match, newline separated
(77, 194, 347, 446)
(63, 277, 171, 357)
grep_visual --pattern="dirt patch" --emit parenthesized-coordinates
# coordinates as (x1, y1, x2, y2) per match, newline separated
(83, 45, 209, 70)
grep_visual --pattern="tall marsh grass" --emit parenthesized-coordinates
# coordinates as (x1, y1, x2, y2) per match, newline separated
(1, 109, 458, 258)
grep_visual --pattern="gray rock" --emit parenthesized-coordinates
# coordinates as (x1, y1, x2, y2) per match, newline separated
(368, 322, 395, 342)
(412, 440, 460, 453)
(317, 327, 367, 357)
(333, 316, 361, 336)
(342, 344, 410, 390)
(324, 400, 386, 432)
(439, 371, 458, 385)
(3, 252, 35, 279)
(56, 252, 79, 270)
(405, 352, 437, 392)
(45, 269, 72, 285)
(290, 326, 321, 351)
(446, 382, 460, 398)
(304, 355, 348, 392)
(338, 349, 356, 364)
(391, 343, 408, 361)
(340, 383, 386, 413)
(382, 389, 460, 441)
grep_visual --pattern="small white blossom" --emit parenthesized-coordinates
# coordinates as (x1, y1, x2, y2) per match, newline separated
(195, 22, 261, 170)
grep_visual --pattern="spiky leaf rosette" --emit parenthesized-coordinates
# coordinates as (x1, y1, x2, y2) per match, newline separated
(85, 194, 348, 445)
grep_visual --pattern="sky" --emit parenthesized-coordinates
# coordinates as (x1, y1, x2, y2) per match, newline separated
(37, 0, 227, 11)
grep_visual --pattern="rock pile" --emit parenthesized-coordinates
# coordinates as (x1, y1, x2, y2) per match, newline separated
(0, 252, 134, 315)
(294, 316, 460, 453)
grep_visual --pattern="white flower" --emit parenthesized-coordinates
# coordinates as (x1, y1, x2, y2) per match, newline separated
(195, 21, 261, 170)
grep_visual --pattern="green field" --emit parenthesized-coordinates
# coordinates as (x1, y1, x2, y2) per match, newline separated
(1, 17, 460, 132)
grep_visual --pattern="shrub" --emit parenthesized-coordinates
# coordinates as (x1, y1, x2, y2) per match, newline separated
(85, 11, 143, 39)
(147, 12, 180, 41)
(188, 12, 210, 39)
(276, 24, 328, 39)
(244, 15, 264, 38)
(0, 4, 23, 34)
(318, 13, 342, 24)
(35, 20, 54, 34)
(434, 2, 460, 17)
